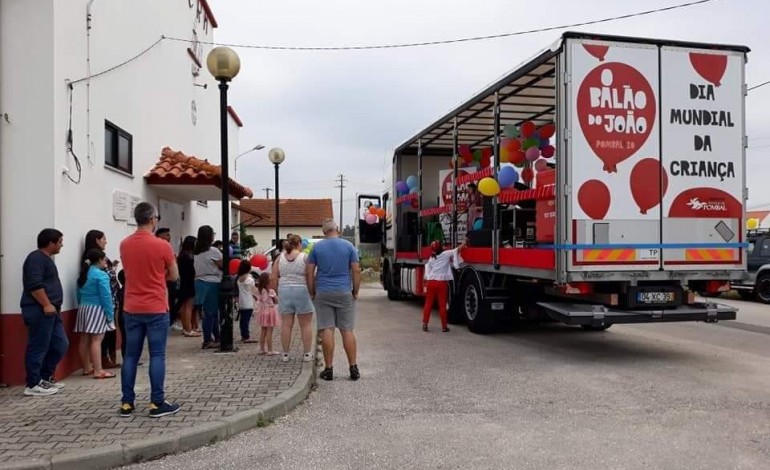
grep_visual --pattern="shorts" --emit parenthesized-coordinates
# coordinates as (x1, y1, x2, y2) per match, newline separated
(314, 291, 356, 331)
(277, 285, 314, 315)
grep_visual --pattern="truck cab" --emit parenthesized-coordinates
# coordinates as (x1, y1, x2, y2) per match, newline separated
(733, 229, 770, 302)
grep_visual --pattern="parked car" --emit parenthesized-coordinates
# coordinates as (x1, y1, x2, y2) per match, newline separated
(732, 230, 770, 303)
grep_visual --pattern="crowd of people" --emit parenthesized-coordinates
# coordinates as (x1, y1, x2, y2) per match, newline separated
(20, 202, 364, 417)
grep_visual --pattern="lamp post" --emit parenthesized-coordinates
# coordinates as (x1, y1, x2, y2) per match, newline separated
(207, 46, 240, 353)
(268, 148, 286, 253)
(234, 144, 265, 179)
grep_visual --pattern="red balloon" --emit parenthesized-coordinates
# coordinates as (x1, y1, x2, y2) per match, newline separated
(578, 180, 611, 220)
(539, 123, 556, 139)
(583, 44, 609, 61)
(520, 121, 536, 139)
(630, 158, 668, 215)
(576, 63, 656, 173)
(250, 254, 268, 271)
(541, 145, 555, 159)
(521, 168, 534, 183)
(510, 150, 526, 166)
(229, 259, 242, 276)
(481, 155, 491, 168)
(503, 138, 521, 152)
(458, 144, 472, 158)
(689, 53, 727, 86)
(410, 198, 419, 209)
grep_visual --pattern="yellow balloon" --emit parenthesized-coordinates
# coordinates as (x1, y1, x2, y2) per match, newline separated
(747, 218, 760, 230)
(478, 177, 501, 197)
(499, 147, 511, 163)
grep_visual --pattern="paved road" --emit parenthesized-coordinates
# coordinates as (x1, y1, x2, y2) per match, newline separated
(129, 288, 770, 470)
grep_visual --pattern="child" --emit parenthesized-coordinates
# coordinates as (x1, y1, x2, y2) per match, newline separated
(256, 272, 281, 355)
(236, 260, 259, 343)
(75, 249, 116, 379)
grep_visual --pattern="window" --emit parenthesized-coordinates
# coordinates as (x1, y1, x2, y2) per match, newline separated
(105, 120, 132, 174)
(761, 240, 770, 257)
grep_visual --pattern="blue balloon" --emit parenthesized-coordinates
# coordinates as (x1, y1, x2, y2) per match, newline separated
(396, 181, 409, 194)
(531, 130, 540, 141)
(406, 175, 418, 189)
(301, 238, 309, 249)
(409, 187, 419, 194)
(539, 137, 550, 150)
(473, 218, 484, 231)
(497, 166, 519, 188)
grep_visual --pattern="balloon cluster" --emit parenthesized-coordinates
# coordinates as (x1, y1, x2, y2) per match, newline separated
(500, 121, 556, 168)
(228, 254, 270, 276)
(365, 204, 387, 225)
(396, 175, 420, 209)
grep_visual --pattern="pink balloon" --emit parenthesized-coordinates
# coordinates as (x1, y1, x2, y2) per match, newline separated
(365, 214, 378, 225)
(525, 147, 540, 161)
(534, 158, 549, 172)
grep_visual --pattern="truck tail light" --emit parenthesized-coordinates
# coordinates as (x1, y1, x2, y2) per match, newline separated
(564, 283, 593, 295)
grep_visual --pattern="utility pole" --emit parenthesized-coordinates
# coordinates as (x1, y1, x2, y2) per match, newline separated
(335, 174, 347, 231)
(262, 187, 272, 199)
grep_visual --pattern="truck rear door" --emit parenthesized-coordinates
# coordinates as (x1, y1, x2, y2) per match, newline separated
(564, 38, 746, 274)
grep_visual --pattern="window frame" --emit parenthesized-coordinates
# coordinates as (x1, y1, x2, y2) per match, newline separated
(104, 120, 133, 174)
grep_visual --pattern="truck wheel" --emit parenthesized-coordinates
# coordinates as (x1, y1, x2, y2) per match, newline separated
(755, 274, 770, 304)
(461, 273, 494, 334)
(581, 324, 612, 332)
(447, 280, 465, 325)
(384, 265, 403, 301)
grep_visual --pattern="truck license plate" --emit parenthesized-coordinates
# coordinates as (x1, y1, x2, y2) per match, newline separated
(637, 292, 675, 304)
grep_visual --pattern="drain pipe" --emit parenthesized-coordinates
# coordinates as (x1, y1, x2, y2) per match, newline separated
(86, 0, 95, 165)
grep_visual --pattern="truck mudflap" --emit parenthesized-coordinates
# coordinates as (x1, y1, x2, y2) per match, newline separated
(537, 301, 736, 326)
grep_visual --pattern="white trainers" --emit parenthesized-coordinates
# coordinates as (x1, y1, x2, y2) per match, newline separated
(24, 383, 59, 397)
(41, 379, 65, 390)
(281, 353, 290, 362)
(302, 352, 313, 362)
(170, 322, 183, 332)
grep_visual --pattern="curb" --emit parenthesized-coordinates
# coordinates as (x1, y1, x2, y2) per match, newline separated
(2, 352, 317, 470)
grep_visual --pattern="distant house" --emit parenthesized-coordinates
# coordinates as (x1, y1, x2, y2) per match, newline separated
(238, 199, 334, 249)
(746, 207, 770, 229)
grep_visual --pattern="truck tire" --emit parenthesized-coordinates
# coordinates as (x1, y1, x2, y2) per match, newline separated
(755, 273, 770, 304)
(581, 324, 613, 332)
(461, 272, 494, 334)
(384, 264, 403, 301)
(447, 280, 465, 325)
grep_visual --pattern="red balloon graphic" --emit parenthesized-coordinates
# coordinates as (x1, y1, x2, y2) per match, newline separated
(521, 167, 534, 183)
(520, 121, 536, 139)
(539, 123, 556, 139)
(229, 258, 242, 276)
(583, 44, 609, 61)
(577, 63, 656, 173)
(668, 188, 742, 219)
(578, 180, 611, 220)
(630, 158, 668, 215)
(250, 254, 269, 271)
(689, 53, 727, 86)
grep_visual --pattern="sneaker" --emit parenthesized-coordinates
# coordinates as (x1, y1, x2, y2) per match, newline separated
(281, 353, 290, 363)
(302, 352, 313, 362)
(41, 379, 65, 390)
(422, 324, 428, 332)
(24, 383, 59, 397)
(350, 365, 361, 381)
(319, 367, 334, 381)
(119, 403, 135, 417)
(149, 401, 181, 418)
(171, 322, 183, 332)
(442, 327, 450, 333)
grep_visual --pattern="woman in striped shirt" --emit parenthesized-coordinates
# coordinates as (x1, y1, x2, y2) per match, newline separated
(75, 249, 116, 379)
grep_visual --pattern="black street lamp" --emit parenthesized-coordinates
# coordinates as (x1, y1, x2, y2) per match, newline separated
(206, 46, 240, 353)
(268, 148, 286, 253)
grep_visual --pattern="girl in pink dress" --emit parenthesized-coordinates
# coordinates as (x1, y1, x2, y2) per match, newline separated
(256, 272, 281, 355)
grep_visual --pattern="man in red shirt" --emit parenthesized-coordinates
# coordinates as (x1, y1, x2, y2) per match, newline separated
(118, 202, 180, 418)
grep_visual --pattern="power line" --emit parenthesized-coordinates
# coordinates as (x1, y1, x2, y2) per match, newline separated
(69, 35, 165, 85)
(748, 80, 770, 92)
(262, 187, 272, 199)
(165, 0, 717, 51)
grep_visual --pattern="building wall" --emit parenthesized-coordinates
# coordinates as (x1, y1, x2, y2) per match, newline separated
(245, 226, 325, 252)
(0, 0, 239, 385)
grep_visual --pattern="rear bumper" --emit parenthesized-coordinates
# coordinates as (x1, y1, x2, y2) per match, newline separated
(537, 301, 736, 326)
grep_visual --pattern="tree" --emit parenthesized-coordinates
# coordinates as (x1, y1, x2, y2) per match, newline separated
(342, 224, 355, 238)
(239, 224, 257, 254)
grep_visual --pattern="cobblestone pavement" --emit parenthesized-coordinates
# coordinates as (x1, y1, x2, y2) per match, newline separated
(0, 319, 305, 466)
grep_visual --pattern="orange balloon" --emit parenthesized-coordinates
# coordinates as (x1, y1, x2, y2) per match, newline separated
(376, 208, 386, 218)
(368, 205, 377, 214)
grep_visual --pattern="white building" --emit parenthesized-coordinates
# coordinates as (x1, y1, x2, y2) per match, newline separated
(0, 0, 252, 385)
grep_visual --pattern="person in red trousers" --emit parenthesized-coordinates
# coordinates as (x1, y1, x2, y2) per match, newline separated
(422, 240, 465, 332)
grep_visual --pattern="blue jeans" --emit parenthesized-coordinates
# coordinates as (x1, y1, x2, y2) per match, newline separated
(195, 280, 220, 343)
(22, 305, 69, 388)
(121, 313, 169, 405)
(238, 309, 253, 340)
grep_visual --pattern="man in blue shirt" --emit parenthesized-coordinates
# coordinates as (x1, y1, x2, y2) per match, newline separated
(20, 229, 69, 397)
(306, 219, 361, 381)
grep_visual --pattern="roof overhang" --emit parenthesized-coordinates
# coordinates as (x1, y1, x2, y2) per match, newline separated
(145, 147, 254, 201)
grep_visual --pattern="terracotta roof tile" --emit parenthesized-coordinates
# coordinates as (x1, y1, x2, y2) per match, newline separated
(145, 147, 253, 199)
(238, 198, 333, 227)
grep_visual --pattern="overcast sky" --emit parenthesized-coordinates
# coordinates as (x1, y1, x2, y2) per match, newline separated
(213, 0, 770, 226)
